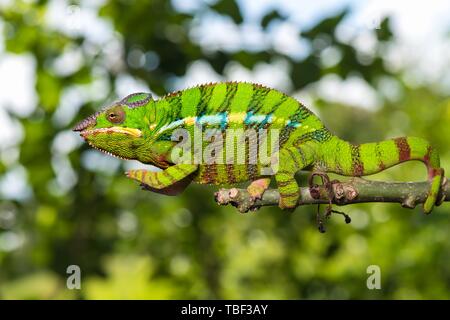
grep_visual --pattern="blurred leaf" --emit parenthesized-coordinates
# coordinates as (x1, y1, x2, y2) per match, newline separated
(376, 17, 394, 41)
(1, 272, 75, 299)
(36, 71, 62, 111)
(261, 10, 284, 28)
(302, 8, 349, 40)
(83, 255, 177, 299)
(211, 0, 243, 24)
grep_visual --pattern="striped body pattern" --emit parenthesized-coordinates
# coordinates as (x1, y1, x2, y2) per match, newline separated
(151, 82, 322, 185)
(74, 81, 444, 213)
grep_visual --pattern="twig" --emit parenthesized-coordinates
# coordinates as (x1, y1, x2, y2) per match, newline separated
(214, 177, 449, 214)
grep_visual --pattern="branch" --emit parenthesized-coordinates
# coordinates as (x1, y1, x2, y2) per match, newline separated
(214, 176, 449, 214)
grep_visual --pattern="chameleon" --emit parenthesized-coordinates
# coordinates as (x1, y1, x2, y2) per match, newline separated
(73, 82, 444, 213)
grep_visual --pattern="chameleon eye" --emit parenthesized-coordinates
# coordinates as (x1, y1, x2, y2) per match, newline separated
(106, 106, 125, 124)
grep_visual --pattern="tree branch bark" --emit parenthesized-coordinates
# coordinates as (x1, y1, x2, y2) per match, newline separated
(214, 177, 449, 213)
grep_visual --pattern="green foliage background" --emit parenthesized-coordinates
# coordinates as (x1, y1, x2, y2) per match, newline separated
(0, 0, 449, 299)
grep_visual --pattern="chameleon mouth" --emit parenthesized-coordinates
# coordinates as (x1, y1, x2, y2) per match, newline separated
(77, 127, 142, 161)
(86, 142, 130, 160)
(79, 127, 142, 138)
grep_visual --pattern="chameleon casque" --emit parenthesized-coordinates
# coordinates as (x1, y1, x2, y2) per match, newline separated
(73, 82, 444, 213)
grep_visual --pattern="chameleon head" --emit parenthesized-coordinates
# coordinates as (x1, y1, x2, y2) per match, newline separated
(73, 92, 154, 161)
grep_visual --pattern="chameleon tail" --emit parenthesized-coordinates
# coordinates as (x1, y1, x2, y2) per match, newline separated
(323, 136, 443, 214)
(384, 137, 443, 214)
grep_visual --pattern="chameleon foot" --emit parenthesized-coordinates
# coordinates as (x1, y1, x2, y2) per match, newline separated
(247, 178, 271, 201)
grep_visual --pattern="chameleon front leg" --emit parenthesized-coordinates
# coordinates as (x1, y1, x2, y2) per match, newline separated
(275, 146, 315, 209)
(126, 164, 198, 195)
(138, 176, 194, 196)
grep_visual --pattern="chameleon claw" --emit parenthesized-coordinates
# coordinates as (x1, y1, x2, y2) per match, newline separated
(318, 223, 326, 233)
(331, 209, 351, 224)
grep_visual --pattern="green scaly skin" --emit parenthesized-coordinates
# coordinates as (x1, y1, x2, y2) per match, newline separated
(73, 82, 444, 213)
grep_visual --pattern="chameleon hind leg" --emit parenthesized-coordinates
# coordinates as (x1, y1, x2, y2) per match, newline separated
(274, 146, 315, 209)
(126, 164, 198, 195)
